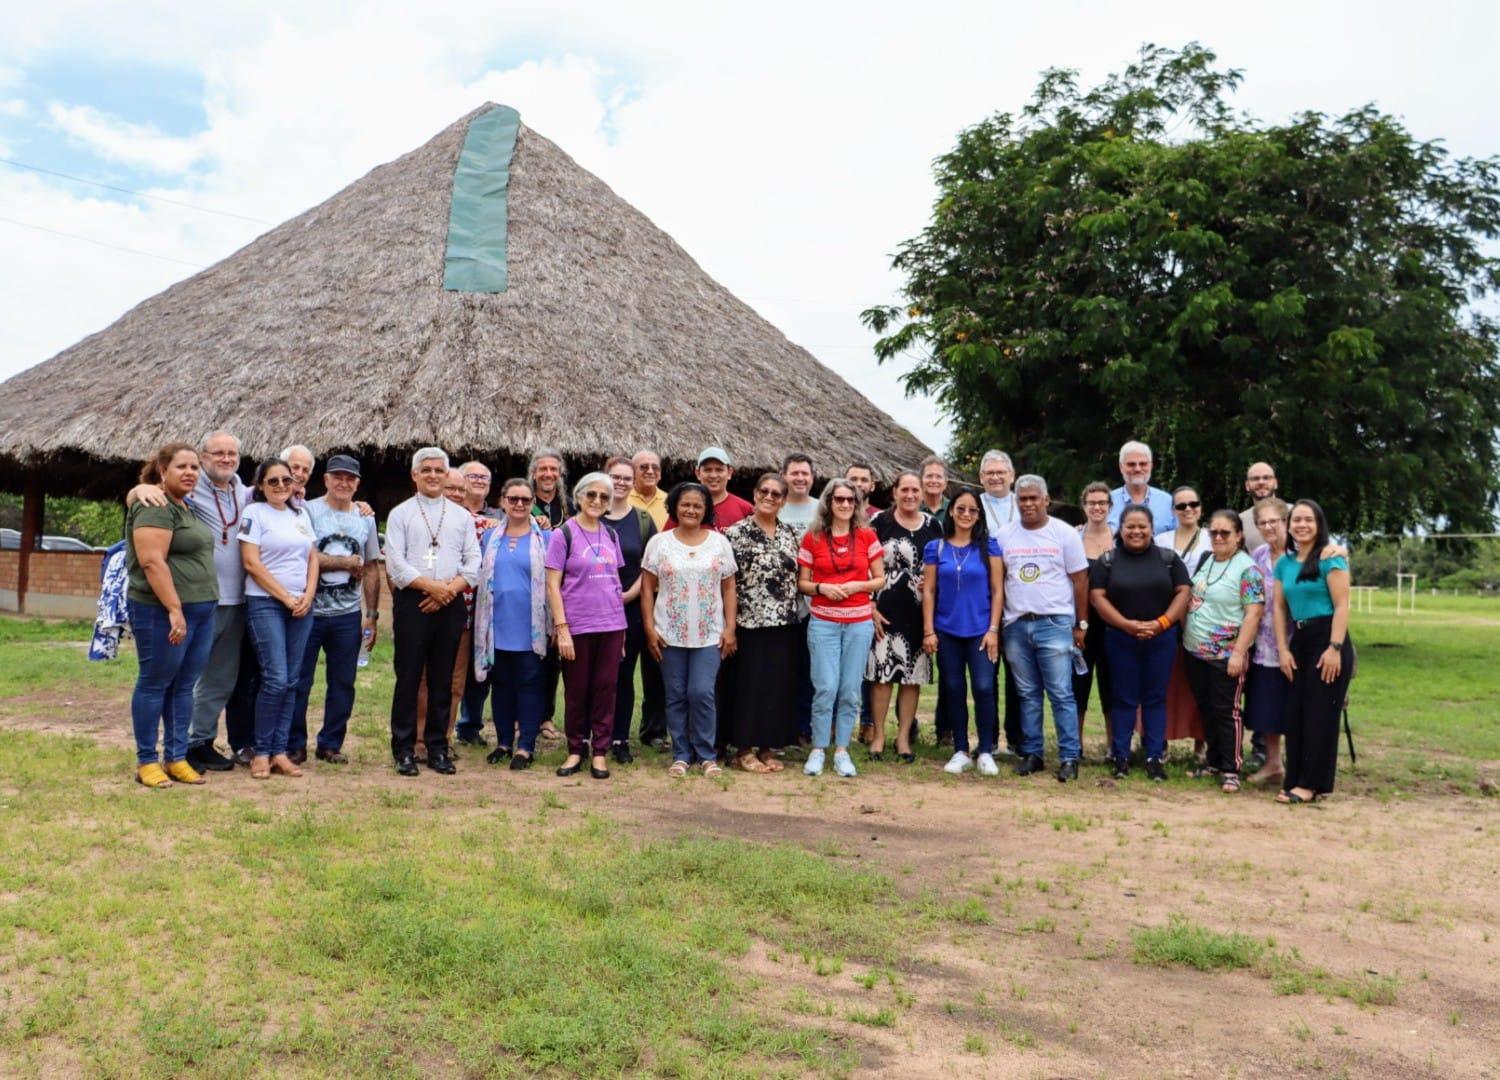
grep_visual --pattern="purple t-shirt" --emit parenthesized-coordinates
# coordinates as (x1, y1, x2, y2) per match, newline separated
(544, 519, 628, 635)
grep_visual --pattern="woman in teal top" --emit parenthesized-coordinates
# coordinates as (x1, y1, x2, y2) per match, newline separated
(1271, 499, 1352, 804)
(1182, 510, 1265, 793)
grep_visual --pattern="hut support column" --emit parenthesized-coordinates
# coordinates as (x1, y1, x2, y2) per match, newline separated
(17, 471, 44, 615)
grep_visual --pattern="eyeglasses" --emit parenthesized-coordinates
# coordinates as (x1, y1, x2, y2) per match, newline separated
(463, 473, 490, 482)
(1248, 474, 1275, 483)
(831, 496, 857, 506)
(1255, 516, 1286, 529)
(1174, 500, 1201, 511)
(951, 504, 980, 516)
(503, 495, 531, 506)
(580, 491, 609, 503)
(756, 488, 785, 500)
(636, 463, 660, 472)
(264, 476, 294, 488)
(1208, 528, 1235, 538)
(1083, 500, 1110, 508)
(609, 474, 634, 483)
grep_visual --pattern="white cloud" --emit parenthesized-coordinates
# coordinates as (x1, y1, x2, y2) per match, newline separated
(3, 1, 1499, 458)
(0, 97, 25, 117)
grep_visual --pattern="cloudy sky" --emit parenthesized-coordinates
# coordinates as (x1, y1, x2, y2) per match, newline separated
(1, 1, 1494, 455)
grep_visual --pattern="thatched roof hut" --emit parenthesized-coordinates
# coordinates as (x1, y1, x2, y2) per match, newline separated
(0, 102, 929, 505)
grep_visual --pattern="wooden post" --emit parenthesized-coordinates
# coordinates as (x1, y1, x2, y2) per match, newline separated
(16, 470, 44, 614)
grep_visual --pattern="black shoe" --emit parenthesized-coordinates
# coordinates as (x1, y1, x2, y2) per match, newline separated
(457, 730, 487, 747)
(395, 754, 419, 777)
(644, 736, 667, 752)
(428, 751, 456, 775)
(287, 747, 307, 766)
(556, 761, 583, 777)
(591, 765, 611, 780)
(231, 747, 254, 768)
(487, 746, 512, 765)
(868, 751, 884, 762)
(1146, 759, 1168, 782)
(315, 747, 348, 764)
(510, 752, 533, 771)
(1244, 751, 1267, 775)
(1111, 757, 1130, 780)
(612, 742, 634, 765)
(186, 743, 234, 772)
(1057, 759, 1079, 783)
(898, 752, 915, 764)
(1016, 754, 1045, 776)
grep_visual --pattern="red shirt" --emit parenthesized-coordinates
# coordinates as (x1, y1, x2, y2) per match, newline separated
(667, 492, 755, 534)
(799, 527, 881, 623)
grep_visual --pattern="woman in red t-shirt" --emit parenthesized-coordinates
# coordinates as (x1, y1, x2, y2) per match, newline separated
(797, 480, 886, 778)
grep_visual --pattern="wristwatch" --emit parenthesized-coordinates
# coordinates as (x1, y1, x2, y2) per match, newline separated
(1075, 619, 1089, 631)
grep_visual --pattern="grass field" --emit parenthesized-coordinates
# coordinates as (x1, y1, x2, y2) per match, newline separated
(0, 594, 1495, 1077)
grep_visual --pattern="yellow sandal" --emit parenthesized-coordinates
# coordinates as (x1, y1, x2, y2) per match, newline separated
(165, 760, 206, 785)
(136, 763, 172, 789)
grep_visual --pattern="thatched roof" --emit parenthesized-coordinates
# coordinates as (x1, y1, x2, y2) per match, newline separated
(0, 103, 929, 499)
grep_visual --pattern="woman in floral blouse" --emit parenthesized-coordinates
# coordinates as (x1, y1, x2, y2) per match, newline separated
(640, 483, 738, 778)
(725, 473, 803, 772)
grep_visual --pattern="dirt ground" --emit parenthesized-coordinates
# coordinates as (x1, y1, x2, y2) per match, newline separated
(5, 685, 1497, 1080)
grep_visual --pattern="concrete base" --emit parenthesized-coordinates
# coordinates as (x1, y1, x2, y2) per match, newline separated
(0, 590, 97, 619)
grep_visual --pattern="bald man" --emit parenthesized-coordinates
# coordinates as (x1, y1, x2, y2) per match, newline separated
(1240, 463, 1279, 551)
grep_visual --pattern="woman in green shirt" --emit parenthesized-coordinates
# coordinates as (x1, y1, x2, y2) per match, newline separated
(126, 442, 219, 788)
(1271, 499, 1353, 803)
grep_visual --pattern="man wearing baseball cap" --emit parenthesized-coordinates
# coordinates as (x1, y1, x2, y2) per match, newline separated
(675, 446, 754, 532)
(288, 453, 383, 763)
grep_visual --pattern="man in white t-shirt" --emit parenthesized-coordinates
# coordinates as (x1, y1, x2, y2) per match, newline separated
(777, 453, 819, 536)
(995, 474, 1090, 782)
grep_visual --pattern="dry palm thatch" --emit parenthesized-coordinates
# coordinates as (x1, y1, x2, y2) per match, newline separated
(0, 103, 930, 499)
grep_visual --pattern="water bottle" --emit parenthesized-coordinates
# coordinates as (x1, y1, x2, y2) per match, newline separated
(357, 627, 373, 668)
(1071, 645, 1089, 676)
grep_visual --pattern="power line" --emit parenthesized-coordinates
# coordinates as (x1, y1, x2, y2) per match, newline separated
(0, 216, 208, 269)
(0, 157, 271, 225)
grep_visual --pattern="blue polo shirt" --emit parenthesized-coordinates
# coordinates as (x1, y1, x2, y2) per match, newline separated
(1108, 485, 1175, 532)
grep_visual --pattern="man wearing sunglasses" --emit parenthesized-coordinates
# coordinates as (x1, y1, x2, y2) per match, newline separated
(1107, 440, 1174, 532)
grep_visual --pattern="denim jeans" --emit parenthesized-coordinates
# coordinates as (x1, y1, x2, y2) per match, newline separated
(660, 644, 721, 764)
(290, 610, 362, 753)
(246, 595, 316, 757)
(490, 649, 545, 754)
(807, 617, 875, 750)
(188, 603, 245, 748)
(1003, 615, 1081, 761)
(129, 599, 216, 765)
(937, 631, 998, 756)
(1103, 626, 1179, 762)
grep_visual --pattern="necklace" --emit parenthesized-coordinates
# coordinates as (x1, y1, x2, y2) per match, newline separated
(211, 483, 240, 544)
(829, 529, 855, 575)
(1199, 555, 1235, 592)
(951, 540, 975, 593)
(416, 498, 447, 570)
(578, 520, 610, 564)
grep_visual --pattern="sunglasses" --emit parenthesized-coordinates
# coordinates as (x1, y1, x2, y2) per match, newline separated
(1208, 529, 1235, 538)
(503, 495, 531, 506)
(951, 504, 980, 515)
(636, 463, 660, 473)
(263, 476, 295, 488)
(580, 491, 610, 503)
(1174, 500, 1201, 511)
(831, 496, 857, 506)
(756, 488, 785, 500)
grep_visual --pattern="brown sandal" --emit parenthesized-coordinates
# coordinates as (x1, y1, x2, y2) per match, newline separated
(250, 755, 272, 780)
(758, 751, 785, 772)
(269, 754, 303, 777)
(736, 753, 770, 773)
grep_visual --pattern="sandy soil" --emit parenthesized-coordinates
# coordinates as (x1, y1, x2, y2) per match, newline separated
(4, 686, 1497, 1080)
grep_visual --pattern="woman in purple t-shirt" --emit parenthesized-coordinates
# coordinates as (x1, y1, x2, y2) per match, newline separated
(545, 472, 627, 780)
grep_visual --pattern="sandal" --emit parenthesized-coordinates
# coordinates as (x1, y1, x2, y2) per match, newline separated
(250, 755, 272, 781)
(1220, 774, 1241, 794)
(702, 761, 723, 779)
(135, 763, 172, 789)
(270, 754, 303, 778)
(735, 753, 770, 773)
(668, 760, 689, 778)
(757, 752, 785, 773)
(1277, 789, 1323, 804)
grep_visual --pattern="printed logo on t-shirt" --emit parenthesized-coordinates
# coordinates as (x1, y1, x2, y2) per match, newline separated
(1018, 561, 1042, 583)
(239, 518, 252, 535)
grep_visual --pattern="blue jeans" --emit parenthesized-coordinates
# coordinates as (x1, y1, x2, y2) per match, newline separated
(290, 610, 362, 753)
(938, 631, 998, 756)
(1003, 615, 1081, 761)
(490, 649, 545, 754)
(807, 617, 875, 750)
(1104, 626, 1179, 762)
(246, 595, 316, 756)
(129, 599, 216, 765)
(660, 645, 721, 763)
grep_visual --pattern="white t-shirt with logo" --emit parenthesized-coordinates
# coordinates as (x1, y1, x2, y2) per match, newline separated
(239, 503, 316, 598)
(995, 516, 1088, 625)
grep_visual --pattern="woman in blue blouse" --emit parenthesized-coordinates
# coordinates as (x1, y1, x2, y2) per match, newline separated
(1271, 500, 1353, 804)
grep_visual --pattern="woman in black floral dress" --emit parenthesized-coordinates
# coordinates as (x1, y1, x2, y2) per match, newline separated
(866, 471, 941, 760)
(724, 474, 803, 771)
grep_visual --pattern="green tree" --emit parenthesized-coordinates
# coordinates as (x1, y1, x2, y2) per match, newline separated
(864, 43, 1500, 531)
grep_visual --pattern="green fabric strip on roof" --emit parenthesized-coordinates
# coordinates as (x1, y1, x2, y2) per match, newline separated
(443, 104, 521, 293)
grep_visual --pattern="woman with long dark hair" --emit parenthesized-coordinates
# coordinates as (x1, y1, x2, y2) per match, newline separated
(921, 487, 1004, 775)
(1272, 499, 1353, 804)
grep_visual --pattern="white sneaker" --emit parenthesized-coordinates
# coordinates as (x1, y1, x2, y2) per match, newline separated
(833, 750, 857, 778)
(943, 751, 973, 774)
(804, 748, 826, 776)
(976, 752, 999, 777)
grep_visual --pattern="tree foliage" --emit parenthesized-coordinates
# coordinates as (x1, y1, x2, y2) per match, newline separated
(864, 43, 1500, 531)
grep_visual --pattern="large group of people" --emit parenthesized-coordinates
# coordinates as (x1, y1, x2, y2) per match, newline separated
(119, 434, 1354, 806)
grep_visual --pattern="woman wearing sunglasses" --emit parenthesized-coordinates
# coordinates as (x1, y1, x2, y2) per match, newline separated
(798, 480, 886, 778)
(240, 459, 319, 780)
(545, 472, 627, 780)
(726, 474, 802, 772)
(1182, 510, 1266, 793)
(473, 479, 550, 770)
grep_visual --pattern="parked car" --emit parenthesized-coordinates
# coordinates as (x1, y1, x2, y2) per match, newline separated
(0, 528, 110, 552)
